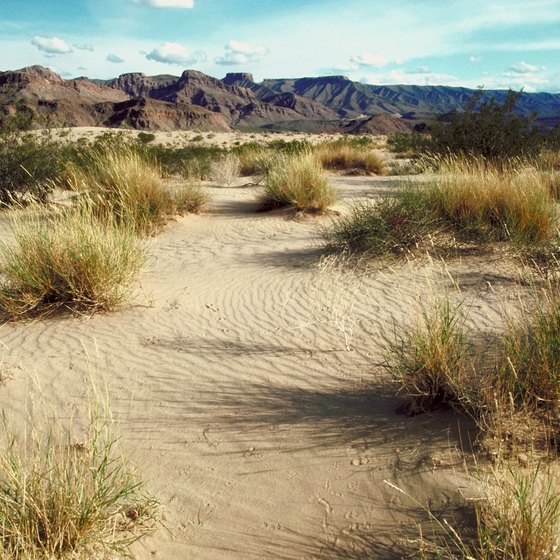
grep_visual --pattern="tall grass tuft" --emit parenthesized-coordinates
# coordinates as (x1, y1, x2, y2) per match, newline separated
(313, 140, 387, 175)
(259, 152, 336, 213)
(0, 403, 159, 558)
(382, 298, 476, 414)
(325, 187, 437, 256)
(429, 156, 557, 244)
(209, 154, 240, 186)
(67, 147, 203, 235)
(0, 207, 145, 318)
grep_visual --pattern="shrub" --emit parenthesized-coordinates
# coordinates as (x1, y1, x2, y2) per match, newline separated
(429, 90, 541, 161)
(0, 403, 158, 558)
(0, 208, 145, 318)
(0, 130, 64, 205)
(387, 132, 431, 157)
(259, 152, 336, 213)
(230, 142, 269, 176)
(173, 183, 208, 214)
(137, 131, 156, 144)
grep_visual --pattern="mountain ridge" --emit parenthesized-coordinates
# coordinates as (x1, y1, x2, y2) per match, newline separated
(1, 65, 559, 133)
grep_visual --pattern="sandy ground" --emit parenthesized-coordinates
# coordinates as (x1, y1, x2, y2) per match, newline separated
(0, 170, 524, 559)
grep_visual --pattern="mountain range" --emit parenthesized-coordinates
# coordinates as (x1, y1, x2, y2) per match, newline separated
(1, 65, 559, 134)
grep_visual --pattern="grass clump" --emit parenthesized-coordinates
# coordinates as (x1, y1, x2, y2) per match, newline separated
(0, 404, 158, 558)
(325, 187, 437, 256)
(429, 156, 557, 245)
(0, 209, 145, 318)
(313, 140, 387, 175)
(209, 153, 241, 185)
(383, 298, 476, 415)
(68, 147, 203, 235)
(259, 152, 336, 213)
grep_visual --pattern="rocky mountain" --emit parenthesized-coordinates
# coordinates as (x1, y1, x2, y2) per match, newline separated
(1, 65, 559, 133)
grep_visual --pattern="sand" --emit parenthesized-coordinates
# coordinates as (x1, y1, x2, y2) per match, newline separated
(0, 153, 523, 558)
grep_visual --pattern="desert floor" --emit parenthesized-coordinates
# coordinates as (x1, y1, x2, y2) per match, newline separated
(0, 144, 525, 558)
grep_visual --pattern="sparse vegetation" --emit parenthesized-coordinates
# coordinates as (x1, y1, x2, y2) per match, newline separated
(0, 402, 159, 558)
(259, 152, 336, 213)
(0, 207, 145, 318)
(209, 153, 241, 185)
(313, 139, 387, 175)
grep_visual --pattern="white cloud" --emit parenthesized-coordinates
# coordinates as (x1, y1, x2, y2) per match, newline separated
(215, 40, 269, 66)
(509, 61, 539, 74)
(74, 43, 94, 52)
(350, 52, 388, 68)
(31, 36, 72, 54)
(107, 53, 125, 63)
(469, 55, 483, 63)
(405, 65, 430, 74)
(145, 42, 202, 65)
(134, 0, 194, 7)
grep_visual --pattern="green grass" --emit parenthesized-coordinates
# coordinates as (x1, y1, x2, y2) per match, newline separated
(0, 402, 159, 558)
(259, 152, 337, 213)
(382, 298, 476, 415)
(0, 208, 145, 319)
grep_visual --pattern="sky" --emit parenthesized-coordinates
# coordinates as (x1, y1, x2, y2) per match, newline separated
(1, 0, 559, 92)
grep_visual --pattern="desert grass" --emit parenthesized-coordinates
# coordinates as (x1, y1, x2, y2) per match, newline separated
(259, 152, 337, 213)
(67, 147, 205, 234)
(388, 462, 560, 560)
(313, 140, 387, 175)
(327, 157, 557, 257)
(0, 207, 145, 319)
(429, 156, 557, 244)
(325, 187, 438, 256)
(0, 401, 158, 558)
(209, 154, 241, 186)
(382, 297, 478, 415)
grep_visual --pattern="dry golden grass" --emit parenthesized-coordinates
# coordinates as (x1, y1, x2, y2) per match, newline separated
(259, 152, 337, 213)
(0, 207, 145, 319)
(313, 141, 387, 175)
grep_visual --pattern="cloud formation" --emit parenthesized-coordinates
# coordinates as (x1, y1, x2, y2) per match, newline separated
(107, 53, 125, 63)
(215, 40, 269, 66)
(31, 36, 72, 54)
(74, 43, 94, 52)
(134, 0, 194, 7)
(509, 61, 539, 74)
(146, 42, 203, 65)
(350, 52, 388, 68)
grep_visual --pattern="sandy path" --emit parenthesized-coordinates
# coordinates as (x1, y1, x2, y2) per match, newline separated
(0, 175, 518, 559)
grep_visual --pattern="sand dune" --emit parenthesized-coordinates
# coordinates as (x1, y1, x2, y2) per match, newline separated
(0, 174, 523, 559)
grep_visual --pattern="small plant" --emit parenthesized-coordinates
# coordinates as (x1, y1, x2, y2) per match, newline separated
(313, 140, 387, 175)
(137, 131, 156, 144)
(382, 298, 476, 415)
(0, 401, 159, 558)
(325, 187, 437, 256)
(0, 208, 145, 318)
(173, 183, 208, 214)
(259, 152, 336, 213)
(209, 154, 241, 186)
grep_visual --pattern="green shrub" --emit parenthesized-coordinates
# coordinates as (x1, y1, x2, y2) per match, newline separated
(137, 131, 156, 144)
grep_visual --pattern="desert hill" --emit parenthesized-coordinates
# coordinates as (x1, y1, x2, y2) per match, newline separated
(1, 65, 559, 132)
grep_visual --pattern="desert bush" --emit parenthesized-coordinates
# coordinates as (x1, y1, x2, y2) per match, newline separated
(259, 152, 336, 213)
(313, 140, 387, 175)
(0, 403, 158, 558)
(0, 208, 145, 318)
(387, 132, 431, 157)
(172, 183, 208, 214)
(137, 131, 156, 144)
(325, 187, 437, 256)
(382, 298, 477, 415)
(209, 154, 240, 185)
(0, 130, 64, 205)
(230, 142, 269, 176)
(429, 90, 541, 162)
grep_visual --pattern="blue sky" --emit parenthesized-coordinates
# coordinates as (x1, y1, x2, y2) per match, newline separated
(1, 0, 559, 92)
